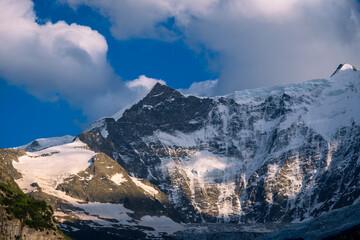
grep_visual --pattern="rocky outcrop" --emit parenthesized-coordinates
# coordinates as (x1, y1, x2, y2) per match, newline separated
(56, 153, 179, 221)
(0, 148, 24, 181)
(0, 208, 63, 240)
(0, 148, 68, 240)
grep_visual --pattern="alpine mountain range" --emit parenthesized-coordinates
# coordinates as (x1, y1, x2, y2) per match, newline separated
(1, 63, 360, 239)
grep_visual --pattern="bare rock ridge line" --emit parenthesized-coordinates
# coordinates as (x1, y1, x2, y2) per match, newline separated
(79, 64, 360, 224)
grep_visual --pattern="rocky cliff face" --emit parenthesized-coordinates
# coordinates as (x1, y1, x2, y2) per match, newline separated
(57, 152, 179, 220)
(78, 64, 360, 223)
(0, 212, 62, 240)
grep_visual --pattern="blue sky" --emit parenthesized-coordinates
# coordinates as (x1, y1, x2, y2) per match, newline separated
(1, 0, 360, 148)
(0, 0, 217, 148)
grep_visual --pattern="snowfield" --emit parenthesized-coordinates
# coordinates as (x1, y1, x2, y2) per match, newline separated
(12, 140, 182, 237)
(14, 140, 95, 194)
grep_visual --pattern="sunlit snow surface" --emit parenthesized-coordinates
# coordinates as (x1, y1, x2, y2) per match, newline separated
(130, 177, 159, 196)
(12, 140, 183, 237)
(228, 69, 360, 140)
(14, 140, 95, 194)
(110, 173, 127, 185)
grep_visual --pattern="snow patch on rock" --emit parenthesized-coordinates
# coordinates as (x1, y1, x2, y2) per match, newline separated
(130, 177, 158, 196)
(110, 173, 127, 185)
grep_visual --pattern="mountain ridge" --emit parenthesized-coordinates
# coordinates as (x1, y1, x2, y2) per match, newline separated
(6, 63, 360, 239)
(78, 63, 360, 223)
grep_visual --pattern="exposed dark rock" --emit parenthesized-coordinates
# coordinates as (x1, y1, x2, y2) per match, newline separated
(77, 75, 360, 224)
(56, 153, 180, 221)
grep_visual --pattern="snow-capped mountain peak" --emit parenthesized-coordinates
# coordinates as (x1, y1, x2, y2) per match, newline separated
(76, 64, 360, 226)
(330, 63, 357, 77)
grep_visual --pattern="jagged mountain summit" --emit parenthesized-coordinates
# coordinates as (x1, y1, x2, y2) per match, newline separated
(6, 63, 360, 239)
(80, 63, 360, 223)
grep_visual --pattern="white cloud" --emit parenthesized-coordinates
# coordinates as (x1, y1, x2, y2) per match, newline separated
(63, 0, 218, 40)
(62, 0, 360, 94)
(187, 0, 360, 93)
(0, 0, 162, 122)
(0, 0, 219, 126)
(178, 80, 218, 97)
(126, 75, 166, 91)
(0, 0, 193, 123)
(229, 0, 323, 20)
(0, 0, 110, 96)
(3, 0, 360, 125)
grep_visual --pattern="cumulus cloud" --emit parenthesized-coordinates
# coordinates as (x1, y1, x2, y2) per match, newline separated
(0, 0, 111, 117)
(0, 0, 163, 121)
(0, 0, 210, 123)
(62, 0, 360, 94)
(0, 0, 110, 95)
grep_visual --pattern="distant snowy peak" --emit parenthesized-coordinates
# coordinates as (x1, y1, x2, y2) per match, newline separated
(15, 135, 75, 152)
(330, 63, 357, 77)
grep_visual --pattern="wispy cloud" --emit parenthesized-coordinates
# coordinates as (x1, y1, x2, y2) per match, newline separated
(178, 80, 218, 97)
